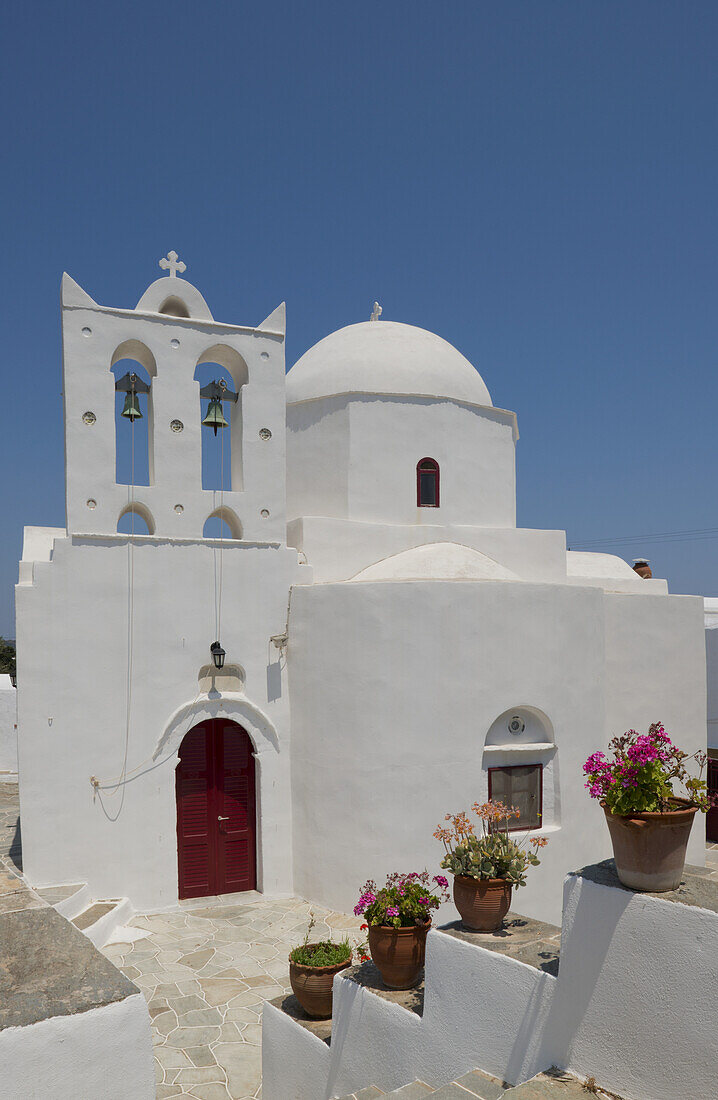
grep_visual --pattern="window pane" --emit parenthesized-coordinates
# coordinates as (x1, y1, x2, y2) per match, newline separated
(489, 765, 541, 830)
(419, 471, 437, 506)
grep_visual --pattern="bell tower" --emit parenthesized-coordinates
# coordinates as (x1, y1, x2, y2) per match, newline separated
(61, 254, 288, 543)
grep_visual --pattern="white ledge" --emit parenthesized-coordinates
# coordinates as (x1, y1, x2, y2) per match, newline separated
(483, 743, 556, 755)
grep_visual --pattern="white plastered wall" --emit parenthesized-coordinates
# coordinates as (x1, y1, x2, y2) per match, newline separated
(0, 993, 154, 1100)
(287, 394, 517, 527)
(16, 534, 301, 910)
(0, 675, 17, 775)
(706, 597, 718, 750)
(288, 578, 705, 926)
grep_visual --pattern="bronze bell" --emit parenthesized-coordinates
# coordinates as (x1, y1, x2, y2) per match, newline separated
(202, 397, 229, 435)
(121, 391, 143, 420)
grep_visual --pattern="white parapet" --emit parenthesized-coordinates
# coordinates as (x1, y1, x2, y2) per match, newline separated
(262, 861, 718, 1100)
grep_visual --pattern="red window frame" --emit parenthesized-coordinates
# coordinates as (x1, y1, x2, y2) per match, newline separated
(417, 458, 440, 507)
(488, 764, 543, 832)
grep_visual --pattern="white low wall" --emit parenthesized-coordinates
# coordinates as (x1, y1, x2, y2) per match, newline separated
(0, 676, 17, 775)
(0, 992, 155, 1100)
(263, 867, 718, 1100)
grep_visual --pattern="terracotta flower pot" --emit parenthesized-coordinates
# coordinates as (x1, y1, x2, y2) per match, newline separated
(368, 920, 430, 990)
(452, 875, 513, 931)
(603, 798, 698, 892)
(288, 948, 352, 1019)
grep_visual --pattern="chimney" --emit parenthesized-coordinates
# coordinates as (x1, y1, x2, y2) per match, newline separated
(632, 558, 652, 579)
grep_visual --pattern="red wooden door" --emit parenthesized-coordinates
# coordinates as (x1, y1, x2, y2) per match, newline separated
(176, 720, 256, 899)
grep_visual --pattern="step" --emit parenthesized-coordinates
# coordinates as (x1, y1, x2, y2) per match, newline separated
(70, 897, 133, 947)
(338, 1068, 508, 1099)
(37, 881, 90, 920)
(500, 1070, 593, 1098)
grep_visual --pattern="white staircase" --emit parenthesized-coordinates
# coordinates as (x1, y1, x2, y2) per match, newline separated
(37, 883, 133, 947)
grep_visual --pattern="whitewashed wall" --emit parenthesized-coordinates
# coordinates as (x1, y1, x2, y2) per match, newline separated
(288, 579, 706, 926)
(0, 675, 17, 775)
(287, 395, 517, 527)
(0, 993, 154, 1100)
(706, 598, 718, 751)
(16, 532, 302, 910)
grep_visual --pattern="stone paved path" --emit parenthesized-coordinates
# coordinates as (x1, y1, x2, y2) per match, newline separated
(101, 893, 364, 1100)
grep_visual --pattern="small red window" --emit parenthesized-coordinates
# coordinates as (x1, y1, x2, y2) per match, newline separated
(417, 458, 439, 507)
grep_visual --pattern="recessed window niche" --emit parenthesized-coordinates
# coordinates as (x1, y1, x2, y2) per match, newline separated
(482, 706, 559, 831)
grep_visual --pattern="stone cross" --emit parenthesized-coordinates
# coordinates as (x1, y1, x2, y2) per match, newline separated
(370, 301, 382, 322)
(159, 251, 187, 278)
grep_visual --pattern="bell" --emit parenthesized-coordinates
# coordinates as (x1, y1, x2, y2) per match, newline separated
(121, 392, 143, 421)
(202, 397, 229, 435)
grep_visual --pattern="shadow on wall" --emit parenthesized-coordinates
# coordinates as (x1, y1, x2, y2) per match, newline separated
(504, 874, 632, 1083)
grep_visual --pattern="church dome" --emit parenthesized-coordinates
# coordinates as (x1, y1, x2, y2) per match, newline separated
(286, 321, 492, 407)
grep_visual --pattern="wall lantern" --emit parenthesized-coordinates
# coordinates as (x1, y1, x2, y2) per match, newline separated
(210, 641, 226, 670)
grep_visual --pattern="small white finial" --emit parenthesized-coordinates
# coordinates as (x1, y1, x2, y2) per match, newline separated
(370, 301, 382, 322)
(159, 250, 186, 278)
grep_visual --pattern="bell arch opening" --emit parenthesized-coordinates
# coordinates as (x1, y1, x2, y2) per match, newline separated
(203, 507, 242, 540)
(195, 345, 249, 492)
(111, 342, 156, 487)
(117, 502, 155, 535)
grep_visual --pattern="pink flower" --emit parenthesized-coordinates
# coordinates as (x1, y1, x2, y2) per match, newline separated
(418, 897, 430, 905)
(433, 875, 449, 888)
(386, 906, 399, 917)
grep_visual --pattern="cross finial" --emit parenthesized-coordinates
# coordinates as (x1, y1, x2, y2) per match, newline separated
(159, 250, 186, 278)
(370, 301, 382, 322)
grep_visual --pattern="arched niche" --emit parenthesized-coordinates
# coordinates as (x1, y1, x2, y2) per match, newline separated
(203, 506, 242, 540)
(110, 347, 156, 487)
(195, 346, 249, 493)
(158, 295, 190, 318)
(117, 502, 155, 535)
(485, 706, 554, 749)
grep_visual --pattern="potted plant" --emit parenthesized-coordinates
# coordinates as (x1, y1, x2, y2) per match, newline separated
(434, 802, 548, 931)
(353, 871, 450, 989)
(583, 722, 714, 892)
(288, 915, 352, 1019)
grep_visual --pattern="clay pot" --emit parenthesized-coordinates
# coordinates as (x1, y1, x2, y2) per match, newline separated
(453, 875, 513, 931)
(603, 798, 698, 892)
(288, 948, 352, 1019)
(368, 920, 430, 989)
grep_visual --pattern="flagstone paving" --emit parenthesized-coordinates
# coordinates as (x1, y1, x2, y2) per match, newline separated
(100, 892, 365, 1100)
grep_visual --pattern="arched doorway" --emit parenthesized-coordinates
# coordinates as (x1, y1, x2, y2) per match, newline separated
(176, 719, 256, 899)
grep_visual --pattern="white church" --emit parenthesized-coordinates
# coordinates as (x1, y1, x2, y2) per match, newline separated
(15, 255, 707, 928)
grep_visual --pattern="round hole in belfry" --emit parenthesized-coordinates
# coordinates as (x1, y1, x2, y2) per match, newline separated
(86, 498, 97, 509)
(170, 419, 184, 433)
(261, 509, 270, 518)
(170, 339, 180, 349)
(174, 504, 184, 514)
(259, 428, 272, 440)
(82, 327, 92, 337)
(82, 411, 96, 425)
(260, 351, 269, 360)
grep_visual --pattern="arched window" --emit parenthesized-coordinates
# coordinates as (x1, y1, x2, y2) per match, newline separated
(417, 458, 440, 508)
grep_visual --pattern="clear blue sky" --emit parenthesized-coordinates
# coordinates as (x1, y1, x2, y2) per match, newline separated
(2, 1, 718, 636)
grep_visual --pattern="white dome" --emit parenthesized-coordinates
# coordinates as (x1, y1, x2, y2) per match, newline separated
(349, 543, 520, 583)
(286, 321, 492, 407)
